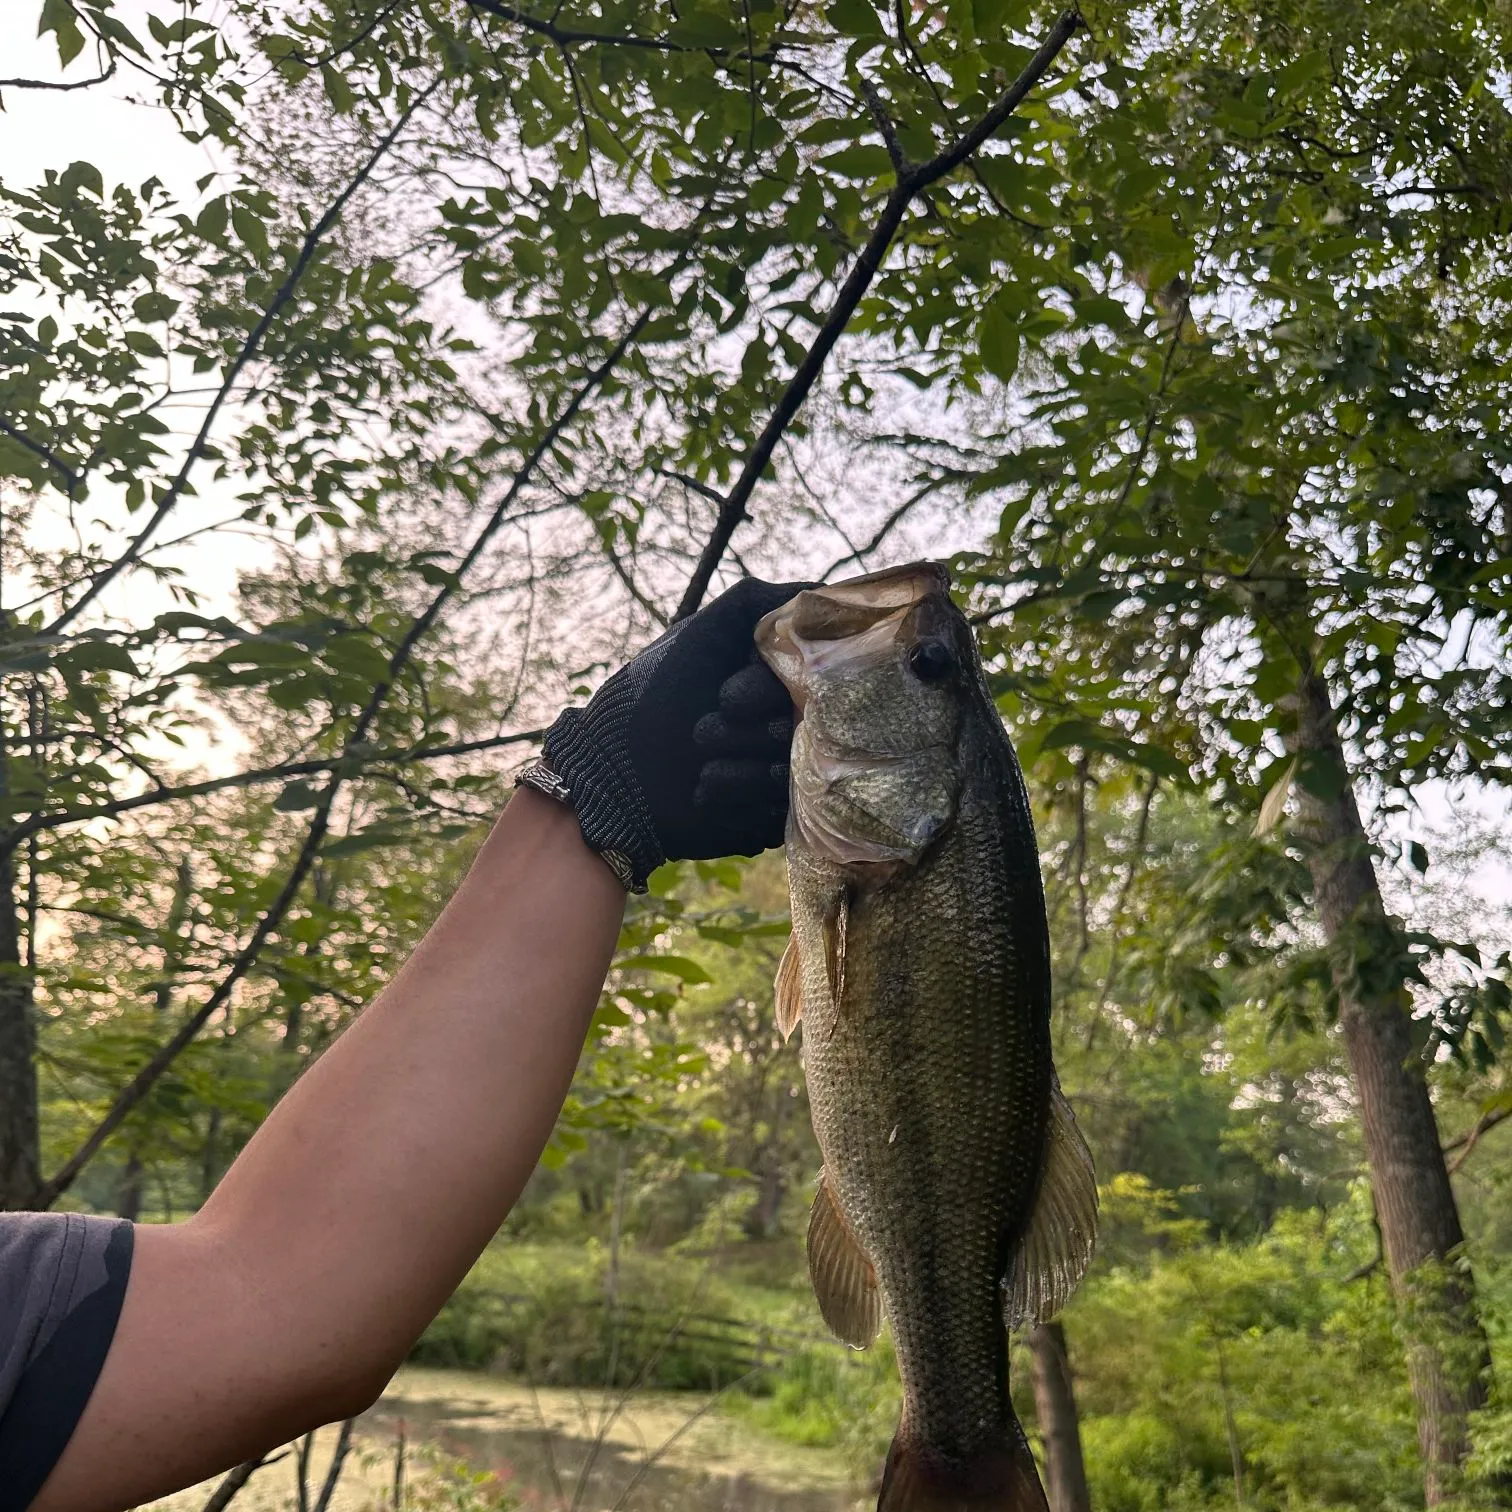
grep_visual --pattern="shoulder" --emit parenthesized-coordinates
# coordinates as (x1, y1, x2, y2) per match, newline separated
(0, 1213, 134, 1510)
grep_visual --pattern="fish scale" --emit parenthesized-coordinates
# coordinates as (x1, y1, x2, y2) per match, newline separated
(758, 564, 1097, 1512)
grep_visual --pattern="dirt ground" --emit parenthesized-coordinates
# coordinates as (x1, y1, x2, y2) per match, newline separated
(145, 1365, 857, 1512)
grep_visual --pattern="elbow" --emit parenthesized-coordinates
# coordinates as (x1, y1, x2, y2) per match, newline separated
(324, 1354, 402, 1424)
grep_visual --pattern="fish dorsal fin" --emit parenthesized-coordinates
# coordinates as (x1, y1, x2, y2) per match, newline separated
(822, 888, 849, 1018)
(1003, 1081, 1098, 1328)
(774, 934, 803, 1042)
(808, 1170, 882, 1349)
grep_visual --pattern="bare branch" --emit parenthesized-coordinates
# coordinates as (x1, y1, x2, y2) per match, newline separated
(1446, 1105, 1511, 1174)
(200, 1449, 290, 1512)
(818, 475, 946, 579)
(673, 9, 1082, 620)
(656, 468, 728, 508)
(5, 732, 545, 846)
(0, 55, 117, 92)
(858, 75, 908, 175)
(44, 81, 440, 636)
(605, 544, 669, 628)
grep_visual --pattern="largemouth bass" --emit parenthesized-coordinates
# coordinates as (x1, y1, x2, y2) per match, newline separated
(755, 563, 1096, 1512)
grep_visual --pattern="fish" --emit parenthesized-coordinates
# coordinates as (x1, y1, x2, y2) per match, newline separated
(755, 562, 1097, 1512)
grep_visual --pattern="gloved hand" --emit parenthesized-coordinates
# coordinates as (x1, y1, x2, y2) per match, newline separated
(526, 578, 813, 891)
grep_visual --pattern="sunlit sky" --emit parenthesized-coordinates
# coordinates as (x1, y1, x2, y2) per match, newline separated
(6, 3, 1510, 916)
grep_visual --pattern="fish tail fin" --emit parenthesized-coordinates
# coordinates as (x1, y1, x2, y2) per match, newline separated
(878, 1422, 1047, 1512)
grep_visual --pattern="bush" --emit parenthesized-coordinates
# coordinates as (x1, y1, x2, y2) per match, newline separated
(414, 1242, 783, 1391)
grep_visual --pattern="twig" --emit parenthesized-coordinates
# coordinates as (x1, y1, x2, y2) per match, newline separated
(5, 730, 546, 847)
(817, 476, 945, 579)
(606, 542, 669, 628)
(44, 81, 440, 635)
(0, 56, 117, 92)
(296, 1433, 314, 1512)
(1446, 1105, 1511, 1174)
(672, 9, 1082, 621)
(465, 0, 776, 60)
(200, 1450, 290, 1512)
(313, 1420, 356, 1512)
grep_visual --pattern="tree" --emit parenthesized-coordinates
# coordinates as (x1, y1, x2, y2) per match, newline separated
(9, 1, 1512, 1500)
(904, 4, 1512, 1494)
(3, 0, 1085, 1216)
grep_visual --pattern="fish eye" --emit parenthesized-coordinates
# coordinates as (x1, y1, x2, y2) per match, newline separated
(907, 640, 955, 683)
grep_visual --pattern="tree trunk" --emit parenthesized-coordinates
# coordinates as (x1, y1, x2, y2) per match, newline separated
(1028, 1321, 1092, 1512)
(0, 726, 40, 1211)
(1294, 669, 1490, 1502)
(117, 855, 194, 1220)
(742, 1158, 785, 1240)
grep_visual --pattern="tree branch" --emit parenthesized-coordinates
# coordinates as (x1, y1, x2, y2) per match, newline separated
(818, 475, 946, 579)
(0, 415, 81, 495)
(464, 0, 781, 59)
(0, 55, 117, 92)
(43, 81, 440, 636)
(858, 75, 908, 175)
(1445, 1105, 1511, 1174)
(200, 1450, 290, 1512)
(672, 9, 1081, 620)
(4, 732, 545, 847)
(37, 258, 677, 1207)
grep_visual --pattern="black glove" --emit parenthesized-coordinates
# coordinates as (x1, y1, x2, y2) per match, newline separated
(532, 578, 813, 891)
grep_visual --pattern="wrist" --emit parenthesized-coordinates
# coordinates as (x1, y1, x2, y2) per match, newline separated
(515, 756, 640, 893)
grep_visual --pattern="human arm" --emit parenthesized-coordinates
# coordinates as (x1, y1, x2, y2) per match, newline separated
(33, 787, 625, 1509)
(26, 574, 807, 1510)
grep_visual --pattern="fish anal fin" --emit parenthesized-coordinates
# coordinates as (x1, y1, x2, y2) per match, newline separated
(807, 1171, 881, 1350)
(774, 935, 803, 1042)
(1004, 1080, 1099, 1329)
(879, 1423, 1048, 1512)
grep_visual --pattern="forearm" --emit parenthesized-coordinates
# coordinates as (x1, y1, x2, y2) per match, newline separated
(199, 785, 626, 1378)
(36, 788, 625, 1509)
(35, 576, 799, 1511)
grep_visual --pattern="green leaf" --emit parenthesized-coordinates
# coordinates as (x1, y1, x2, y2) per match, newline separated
(273, 780, 322, 812)
(822, 144, 894, 180)
(827, 0, 883, 35)
(616, 954, 713, 985)
(60, 640, 138, 676)
(323, 823, 411, 858)
(979, 300, 1021, 384)
(1295, 748, 1347, 803)
(39, 0, 86, 67)
(231, 204, 270, 259)
(321, 63, 356, 114)
(196, 196, 230, 243)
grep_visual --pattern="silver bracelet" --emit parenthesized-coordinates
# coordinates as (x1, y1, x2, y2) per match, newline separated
(515, 759, 637, 892)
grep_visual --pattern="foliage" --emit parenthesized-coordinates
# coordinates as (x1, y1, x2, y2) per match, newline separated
(9, 0, 1512, 1503)
(413, 1239, 781, 1392)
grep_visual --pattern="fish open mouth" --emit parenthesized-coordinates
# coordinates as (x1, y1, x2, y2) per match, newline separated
(755, 562, 952, 709)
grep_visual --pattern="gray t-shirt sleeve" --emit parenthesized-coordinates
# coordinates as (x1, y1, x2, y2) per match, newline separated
(0, 1212, 133, 1510)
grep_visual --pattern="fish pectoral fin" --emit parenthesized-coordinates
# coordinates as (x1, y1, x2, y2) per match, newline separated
(1003, 1080, 1099, 1329)
(808, 1171, 882, 1350)
(821, 887, 849, 1024)
(774, 935, 803, 1042)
